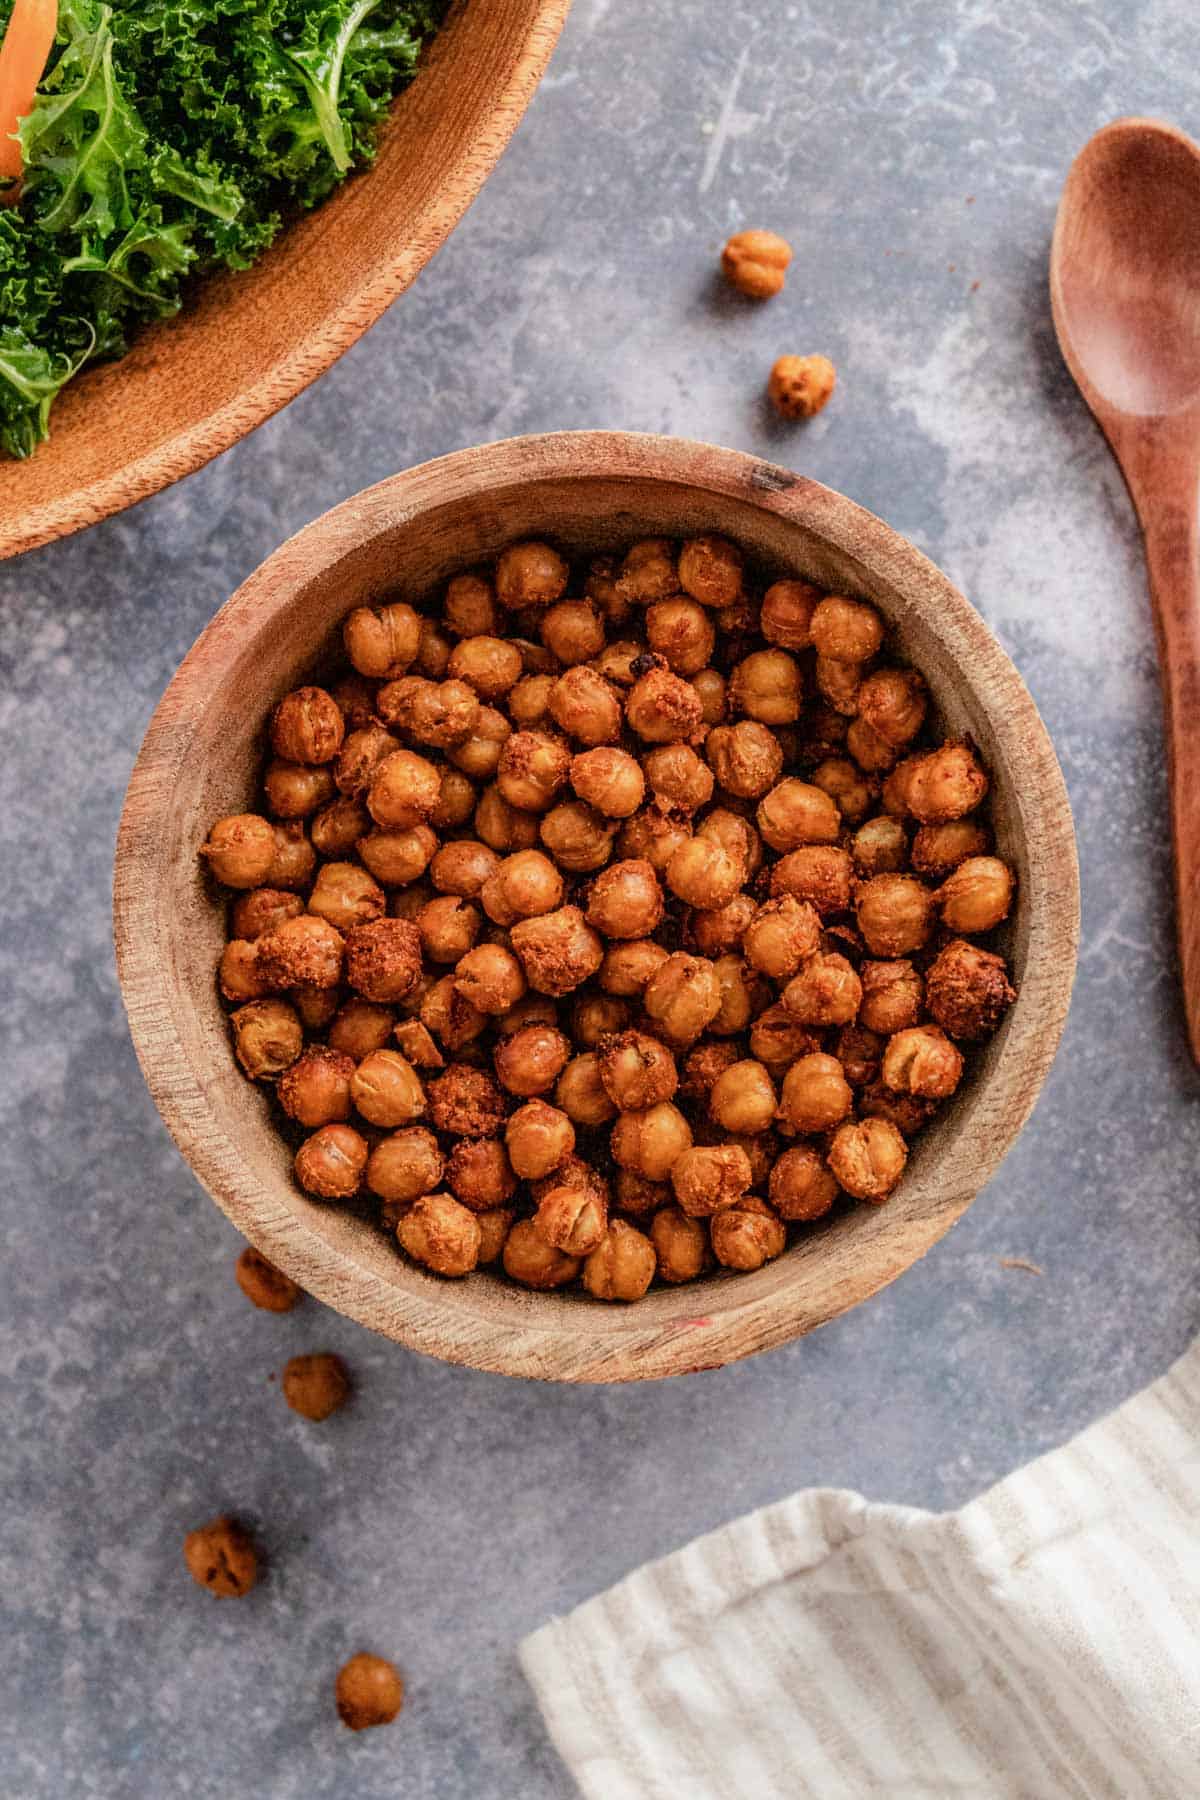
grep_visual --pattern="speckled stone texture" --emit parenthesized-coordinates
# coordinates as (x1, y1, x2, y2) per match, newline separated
(3, 1, 1200, 1794)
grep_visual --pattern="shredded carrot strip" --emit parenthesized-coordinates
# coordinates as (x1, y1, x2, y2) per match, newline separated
(0, 0, 58, 188)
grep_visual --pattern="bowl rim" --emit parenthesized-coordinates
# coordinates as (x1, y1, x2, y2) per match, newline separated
(113, 429, 1080, 1381)
(0, 0, 572, 562)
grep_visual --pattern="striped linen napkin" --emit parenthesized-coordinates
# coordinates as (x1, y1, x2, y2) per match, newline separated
(521, 1340, 1200, 1799)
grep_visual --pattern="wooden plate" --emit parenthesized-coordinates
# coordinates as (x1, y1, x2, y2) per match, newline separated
(113, 431, 1080, 1381)
(0, 0, 570, 560)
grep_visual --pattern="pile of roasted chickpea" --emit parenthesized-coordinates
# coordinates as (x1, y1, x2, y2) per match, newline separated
(201, 533, 1017, 1303)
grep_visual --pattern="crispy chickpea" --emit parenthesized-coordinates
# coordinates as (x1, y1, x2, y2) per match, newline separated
(858, 960, 924, 1035)
(709, 954, 763, 1036)
(367, 749, 441, 831)
(493, 1023, 571, 1096)
(749, 1002, 821, 1071)
(538, 599, 604, 668)
(698, 805, 762, 876)
(350, 1050, 426, 1127)
(343, 602, 421, 679)
(475, 783, 541, 853)
(548, 667, 623, 747)
(392, 1018, 444, 1068)
(670, 1144, 752, 1218)
(759, 578, 819, 649)
(708, 1059, 777, 1134)
(613, 1170, 668, 1215)
(552, 1052, 616, 1126)
(366, 1127, 444, 1203)
(757, 779, 841, 852)
(331, 671, 378, 728)
(444, 570, 499, 637)
(270, 686, 345, 766)
(852, 816, 908, 877)
(617, 538, 679, 603)
(495, 541, 569, 609)
(721, 228, 793, 298)
(306, 863, 385, 936)
(445, 1138, 517, 1212)
(809, 596, 883, 665)
(650, 1206, 709, 1283)
(446, 705, 512, 780)
(860, 1081, 937, 1138)
(642, 745, 713, 816)
(235, 1246, 302, 1313)
(218, 940, 272, 1003)
(835, 1022, 884, 1087)
(530, 1154, 608, 1210)
(295, 1123, 368, 1198)
(599, 938, 670, 996)
(480, 850, 564, 927)
(704, 720, 783, 799)
(509, 673, 555, 728)
(278, 1046, 355, 1127)
(282, 1353, 350, 1422)
(856, 874, 935, 957)
(476, 1207, 515, 1264)
(503, 1218, 581, 1290)
(812, 757, 873, 826)
(535, 1183, 608, 1256)
(231, 998, 302, 1079)
(183, 1516, 258, 1598)
(882, 1025, 964, 1099)
(447, 636, 523, 702)
(582, 1220, 657, 1301)
(618, 804, 692, 874)
(814, 654, 862, 716)
(587, 859, 664, 939)
(357, 825, 438, 888)
(510, 905, 604, 996)
(769, 1145, 839, 1221)
(419, 976, 486, 1051)
(743, 895, 822, 979)
(926, 938, 1016, 1041)
(907, 743, 989, 823)
(778, 1053, 852, 1134)
(688, 892, 755, 958)
(572, 993, 630, 1047)
(416, 896, 481, 965)
(201, 813, 278, 889)
(911, 819, 990, 879)
(428, 1064, 507, 1137)
(416, 617, 453, 678)
(827, 1118, 908, 1202)
(495, 993, 560, 1036)
(265, 822, 317, 891)
(730, 649, 802, 724)
(711, 1196, 786, 1271)
(644, 597, 716, 676)
(263, 759, 336, 820)
(505, 1100, 575, 1179)
(495, 730, 572, 814)
(881, 754, 925, 818)
(679, 1040, 740, 1103)
(678, 534, 743, 609)
(935, 856, 1014, 934)
(611, 1101, 693, 1181)
(334, 724, 402, 797)
(643, 952, 722, 1046)
(377, 676, 480, 749)
(431, 840, 499, 900)
(311, 796, 372, 859)
(432, 770, 477, 833)
(396, 1193, 481, 1277)
(257, 916, 345, 990)
(663, 838, 741, 910)
(781, 952, 863, 1027)
(624, 657, 705, 743)
(857, 668, 928, 749)
(597, 1030, 678, 1111)
(770, 845, 854, 915)
(230, 888, 303, 941)
(768, 353, 836, 420)
(292, 985, 340, 1032)
(846, 716, 899, 774)
(590, 639, 640, 686)
(570, 748, 644, 820)
(344, 917, 422, 1004)
(693, 666, 728, 725)
(541, 800, 617, 871)
(453, 943, 527, 1016)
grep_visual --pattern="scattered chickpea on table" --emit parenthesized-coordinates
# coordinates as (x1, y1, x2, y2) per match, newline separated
(199, 531, 1017, 1303)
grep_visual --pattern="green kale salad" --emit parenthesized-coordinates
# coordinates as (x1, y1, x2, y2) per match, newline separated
(0, 0, 446, 458)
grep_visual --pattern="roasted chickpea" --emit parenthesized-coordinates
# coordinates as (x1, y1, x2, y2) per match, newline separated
(348, 1050, 425, 1127)
(778, 1053, 852, 1134)
(183, 1516, 259, 1598)
(682, 896, 749, 962)
(857, 668, 928, 749)
(770, 845, 853, 915)
(662, 839, 740, 911)
(377, 677, 479, 751)
(781, 952, 862, 1027)
(444, 636, 522, 703)
(257, 915, 345, 990)
(446, 705, 512, 780)
(597, 1030, 678, 1112)
(729, 648, 802, 724)
(265, 821, 316, 892)
(475, 1207, 516, 1264)
(218, 940, 272, 1003)
(282, 1353, 350, 1422)
(355, 825, 437, 888)
(835, 1022, 884, 1087)
(201, 814, 278, 889)
(229, 888, 303, 942)
(639, 747, 711, 818)
(495, 729, 572, 814)
(599, 938, 670, 996)
(610, 1101, 693, 1181)
(852, 816, 908, 877)
(366, 749, 441, 832)
(334, 724, 402, 798)
(811, 757, 872, 826)
(911, 819, 990, 879)
(768, 353, 836, 420)
(650, 1207, 709, 1283)
(846, 716, 899, 774)
(420, 976, 487, 1051)
(678, 534, 743, 609)
(263, 759, 336, 820)
(704, 720, 783, 799)
(624, 657, 705, 743)
(530, 1154, 609, 1211)
(769, 1145, 839, 1221)
(814, 654, 862, 716)
(508, 673, 555, 729)
(693, 666, 728, 726)
(858, 960, 924, 1036)
(708, 1058, 777, 1134)
(534, 1183, 608, 1256)
(564, 754, 641, 830)
(588, 639, 638, 686)
(495, 993, 560, 1036)
(710, 1196, 786, 1271)
(860, 1081, 937, 1138)
(493, 1023, 571, 1096)
(396, 1193, 481, 1277)
(330, 671, 378, 729)
(235, 1247, 302, 1313)
(510, 905, 604, 996)
(502, 1218, 582, 1289)
(270, 686, 345, 766)
(935, 856, 1014, 934)
(587, 859, 664, 939)
(365, 1126, 443, 1203)
(697, 807, 762, 878)
(856, 874, 935, 957)
(643, 952, 722, 1046)
(479, 849, 564, 928)
(571, 993, 630, 1048)
(414, 896, 480, 966)
(443, 1138, 517, 1212)
(826, 1118, 907, 1201)
(644, 597, 716, 676)
(546, 667, 622, 747)
(452, 942, 527, 1016)
(749, 1002, 821, 1070)
(760, 578, 819, 649)
(809, 596, 883, 665)
(277, 1046, 355, 1127)
(618, 804, 692, 874)
(427, 1064, 506, 1137)
(599, 540, 672, 610)
(606, 1171, 663, 1216)
(670, 1144, 751, 1218)
(430, 840, 499, 900)
(551, 1052, 616, 1126)
(311, 796, 372, 859)
(925, 938, 1016, 1041)
(757, 779, 841, 852)
(295, 1123, 368, 1198)
(292, 985, 340, 1032)
(415, 617, 453, 679)
(505, 1099, 575, 1179)
(536, 599, 602, 669)
(304, 863, 384, 936)
(231, 998, 302, 1079)
(881, 754, 925, 818)
(444, 570, 499, 637)
(720, 226, 795, 298)
(907, 743, 989, 824)
(710, 954, 763, 1036)
(540, 800, 617, 872)
(345, 917, 422, 1003)
(495, 541, 568, 609)
(582, 1219, 656, 1301)
(882, 1024, 964, 1099)
(392, 1017, 444, 1068)
(743, 895, 822, 979)
(679, 1040, 741, 1103)
(475, 783, 541, 853)
(343, 603, 421, 679)
(323, 999, 394, 1062)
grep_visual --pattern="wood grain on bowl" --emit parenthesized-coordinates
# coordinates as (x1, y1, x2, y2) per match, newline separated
(113, 432, 1079, 1382)
(0, 0, 570, 561)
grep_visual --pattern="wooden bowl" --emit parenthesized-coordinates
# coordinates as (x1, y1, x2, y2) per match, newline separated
(0, 0, 570, 562)
(114, 432, 1079, 1381)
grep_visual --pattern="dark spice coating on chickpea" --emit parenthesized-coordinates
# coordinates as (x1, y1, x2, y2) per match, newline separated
(208, 532, 1018, 1301)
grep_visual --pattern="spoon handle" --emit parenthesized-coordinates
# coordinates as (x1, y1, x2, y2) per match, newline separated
(1122, 423, 1200, 1063)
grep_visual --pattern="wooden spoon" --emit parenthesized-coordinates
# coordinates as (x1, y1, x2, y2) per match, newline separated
(1052, 118, 1200, 1063)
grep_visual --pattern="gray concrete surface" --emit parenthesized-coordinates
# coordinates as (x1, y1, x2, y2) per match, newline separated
(3, 1, 1200, 1794)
